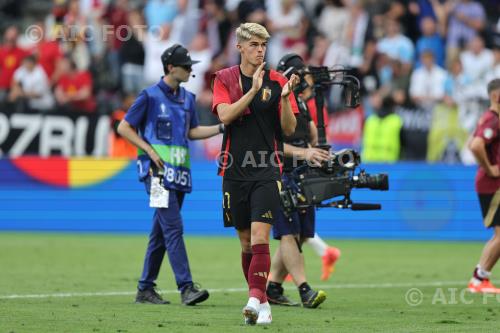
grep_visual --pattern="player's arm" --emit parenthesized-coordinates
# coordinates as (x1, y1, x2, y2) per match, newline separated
(283, 143, 330, 167)
(188, 124, 223, 140)
(280, 74, 299, 136)
(469, 137, 499, 178)
(216, 62, 266, 125)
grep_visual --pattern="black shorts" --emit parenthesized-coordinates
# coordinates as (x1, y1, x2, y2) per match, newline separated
(222, 179, 282, 230)
(478, 192, 500, 228)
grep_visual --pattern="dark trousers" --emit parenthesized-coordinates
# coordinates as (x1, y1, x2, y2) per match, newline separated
(138, 183, 192, 291)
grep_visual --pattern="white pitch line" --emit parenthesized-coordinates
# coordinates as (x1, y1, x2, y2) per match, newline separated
(0, 280, 484, 300)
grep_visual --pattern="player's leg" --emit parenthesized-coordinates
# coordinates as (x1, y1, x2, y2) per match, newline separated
(267, 209, 300, 306)
(159, 191, 209, 304)
(295, 207, 326, 308)
(136, 209, 170, 304)
(469, 192, 500, 293)
(306, 233, 341, 281)
(243, 181, 279, 325)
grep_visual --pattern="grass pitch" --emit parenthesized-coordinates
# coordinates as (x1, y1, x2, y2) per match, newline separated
(0, 233, 499, 333)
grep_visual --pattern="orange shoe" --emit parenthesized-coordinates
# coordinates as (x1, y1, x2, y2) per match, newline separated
(284, 274, 293, 282)
(321, 247, 341, 281)
(467, 279, 500, 294)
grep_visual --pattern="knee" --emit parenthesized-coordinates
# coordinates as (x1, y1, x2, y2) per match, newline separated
(251, 229, 270, 245)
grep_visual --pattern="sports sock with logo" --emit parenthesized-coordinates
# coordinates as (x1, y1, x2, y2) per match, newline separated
(248, 244, 270, 303)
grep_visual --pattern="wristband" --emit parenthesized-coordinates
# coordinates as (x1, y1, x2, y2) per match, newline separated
(218, 123, 225, 134)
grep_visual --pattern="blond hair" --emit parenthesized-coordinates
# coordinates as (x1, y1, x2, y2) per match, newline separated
(236, 23, 270, 43)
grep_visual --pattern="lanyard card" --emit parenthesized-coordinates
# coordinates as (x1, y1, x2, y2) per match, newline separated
(149, 176, 169, 208)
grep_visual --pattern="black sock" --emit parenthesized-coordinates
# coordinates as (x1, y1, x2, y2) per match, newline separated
(267, 281, 283, 295)
(298, 282, 311, 296)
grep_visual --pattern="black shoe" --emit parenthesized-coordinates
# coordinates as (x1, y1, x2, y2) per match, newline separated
(266, 285, 300, 306)
(135, 288, 170, 304)
(181, 283, 209, 306)
(301, 289, 326, 308)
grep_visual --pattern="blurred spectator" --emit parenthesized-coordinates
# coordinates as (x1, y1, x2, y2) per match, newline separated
(169, 0, 200, 47)
(410, 50, 447, 109)
(460, 35, 494, 98)
(109, 94, 137, 158)
(143, 24, 175, 86)
(377, 59, 410, 103)
(59, 0, 91, 71)
(202, 0, 232, 57)
(103, 0, 131, 85)
(55, 57, 96, 112)
(377, 19, 415, 74)
(443, 57, 472, 107)
(119, 10, 146, 95)
(266, 0, 306, 66)
(0, 26, 28, 101)
(28, 22, 64, 84)
(8, 55, 55, 112)
(316, 0, 349, 44)
(445, 0, 485, 64)
(415, 16, 445, 68)
(362, 96, 403, 162)
(342, 0, 376, 71)
(485, 44, 500, 82)
(183, 32, 211, 96)
(144, 0, 178, 29)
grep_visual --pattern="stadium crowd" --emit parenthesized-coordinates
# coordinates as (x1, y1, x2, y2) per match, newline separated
(0, 0, 498, 163)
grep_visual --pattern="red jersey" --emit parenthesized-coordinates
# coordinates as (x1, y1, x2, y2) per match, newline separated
(57, 71, 96, 112)
(0, 46, 28, 89)
(212, 66, 299, 180)
(33, 41, 63, 79)
(473, 109, 499, 194)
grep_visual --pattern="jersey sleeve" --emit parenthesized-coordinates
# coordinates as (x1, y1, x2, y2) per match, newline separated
(212, 77, 231, 117)
(474, 113, 499, 144)
(124, 90, 148, 128)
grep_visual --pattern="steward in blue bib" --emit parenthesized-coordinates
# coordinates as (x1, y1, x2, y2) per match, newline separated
(117, 43, 222, 305)
(125, 78, 198, 193)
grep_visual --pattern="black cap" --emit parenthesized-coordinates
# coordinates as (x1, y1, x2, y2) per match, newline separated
(161, 44, 200, 67)
(277, 53, 305, 78)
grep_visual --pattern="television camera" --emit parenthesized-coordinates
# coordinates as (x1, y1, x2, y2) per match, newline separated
(279, 62, 389, 214)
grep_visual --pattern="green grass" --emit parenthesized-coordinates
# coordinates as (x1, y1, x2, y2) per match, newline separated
(0, 233, 499, 333)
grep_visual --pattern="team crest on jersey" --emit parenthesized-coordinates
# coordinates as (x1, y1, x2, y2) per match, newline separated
(484, 128, 494, 139)
(261, 86, 272, 102)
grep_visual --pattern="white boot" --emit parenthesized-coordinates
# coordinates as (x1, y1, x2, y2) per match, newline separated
(242, 297, 260, 325)
(256, 302, 272, 325)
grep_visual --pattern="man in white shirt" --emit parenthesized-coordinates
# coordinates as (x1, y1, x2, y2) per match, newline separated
(409, 50, 447, 110)
(9, 55, 54, 111)
(377, 19, 415, 75)
(460, 36, 495, 98)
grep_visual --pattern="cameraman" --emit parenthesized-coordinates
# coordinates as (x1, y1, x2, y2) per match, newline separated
(266, 54, 331, 308)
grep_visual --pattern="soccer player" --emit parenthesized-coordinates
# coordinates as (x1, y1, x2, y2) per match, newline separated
(266, 53, 331, 308)
(467, 78, 500, 294)
(118, 44, 223, 305)
(211, 23, 299, 324)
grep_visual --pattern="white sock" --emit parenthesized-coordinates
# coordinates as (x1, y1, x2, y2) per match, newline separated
(306, 233, 329, 257)
(247, 297, 260, 310)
